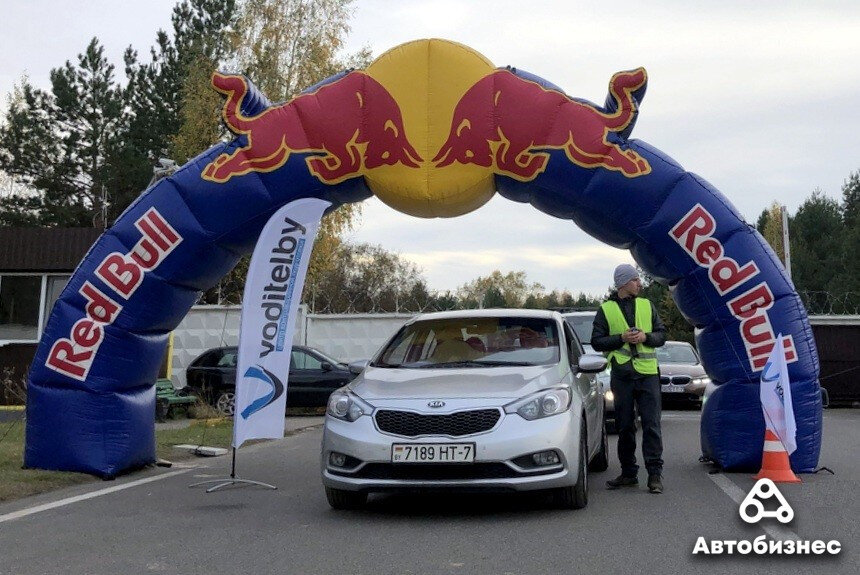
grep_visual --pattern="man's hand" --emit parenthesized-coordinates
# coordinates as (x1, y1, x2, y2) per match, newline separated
(622, 329, 647, 344)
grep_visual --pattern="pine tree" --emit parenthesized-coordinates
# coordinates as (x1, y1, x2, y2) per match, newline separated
(0, 39, 124, 227)
(790, 190, 845, 312)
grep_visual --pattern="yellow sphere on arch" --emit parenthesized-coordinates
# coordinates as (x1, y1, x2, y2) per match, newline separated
(364, 39, 496, 218)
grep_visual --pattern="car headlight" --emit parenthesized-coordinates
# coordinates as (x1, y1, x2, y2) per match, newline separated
(326, 391, 373, 422)
(605, 390, 614, 402)
(504, 387, 572, 420)
(691, 376, 711, 385)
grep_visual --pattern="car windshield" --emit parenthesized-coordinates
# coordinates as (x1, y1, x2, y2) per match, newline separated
(564, 315, 595, 345)
(372, 316, 560, 368)
(657, 344, 699, 364)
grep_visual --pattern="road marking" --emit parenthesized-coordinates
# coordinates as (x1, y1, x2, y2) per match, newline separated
(661, 412, 701, 420)
(0, 468, 193, 525)
(708, 473, 799, 541)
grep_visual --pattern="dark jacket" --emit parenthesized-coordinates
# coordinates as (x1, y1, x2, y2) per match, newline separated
(591, 292, 667, 379)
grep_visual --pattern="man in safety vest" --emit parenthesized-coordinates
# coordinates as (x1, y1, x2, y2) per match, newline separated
(591, 264, 667, 494)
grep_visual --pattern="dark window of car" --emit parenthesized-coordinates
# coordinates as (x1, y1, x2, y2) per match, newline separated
(563, 322, 583, 365)
(217, 351, 237, 367)
(373, 316, 560, 368)
(657, 344, 699, 364)
(563, 314, 595, 345)
(193, 349, 226, 368)
(291, 349, 323, 370)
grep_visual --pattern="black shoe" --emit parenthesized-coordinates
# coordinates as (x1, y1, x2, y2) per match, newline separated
(648, 474, 663, 494)
(606, 474, 638, 489)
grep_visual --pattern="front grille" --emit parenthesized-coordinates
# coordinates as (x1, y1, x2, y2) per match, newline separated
(375, 409, 501, 437)
(347, 462, 522, 480)
(661, 375, 692, 385)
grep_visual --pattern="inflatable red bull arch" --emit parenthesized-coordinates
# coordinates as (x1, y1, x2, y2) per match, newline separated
(25, 39, 821, 478)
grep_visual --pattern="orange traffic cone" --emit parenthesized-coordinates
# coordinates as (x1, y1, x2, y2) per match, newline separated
(754, 429, 801, 483)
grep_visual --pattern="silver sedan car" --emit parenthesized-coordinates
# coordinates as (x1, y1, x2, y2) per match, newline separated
(320, 309, 608, 510)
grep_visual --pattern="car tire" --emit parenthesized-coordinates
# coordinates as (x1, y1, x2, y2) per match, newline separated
(589, 419, 609, 472)
(325, 487, 367, 510)
(215, 391, 236, 417)
(554, 422, 589, 510)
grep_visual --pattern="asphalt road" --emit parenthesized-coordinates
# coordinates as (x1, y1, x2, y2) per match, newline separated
(0, 409, 856, 575)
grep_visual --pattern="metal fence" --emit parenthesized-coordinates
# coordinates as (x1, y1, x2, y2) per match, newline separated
(799, 291, 860, 316)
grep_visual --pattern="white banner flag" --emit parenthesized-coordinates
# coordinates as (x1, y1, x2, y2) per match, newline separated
(759, 333, 797, 455)
(233, 198, 330, 448)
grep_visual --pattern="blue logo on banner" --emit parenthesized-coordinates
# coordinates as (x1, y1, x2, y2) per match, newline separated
(240, 365, 285, 419)
(276, 237, 305, 351)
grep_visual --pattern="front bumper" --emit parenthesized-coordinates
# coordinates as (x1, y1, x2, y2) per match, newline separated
(321, 409, 580, 493)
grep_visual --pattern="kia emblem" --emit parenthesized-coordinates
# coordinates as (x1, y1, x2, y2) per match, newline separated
(427, 400, 446, 408)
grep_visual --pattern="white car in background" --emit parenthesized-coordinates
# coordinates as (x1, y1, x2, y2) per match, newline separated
(561, 311, 617, 425)
(320, 309, 608, 510)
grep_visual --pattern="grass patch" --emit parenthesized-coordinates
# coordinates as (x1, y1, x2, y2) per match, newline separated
(0, 417, 237, 502)
(156, 418, 234, 461)
(0, 419, 95, 502)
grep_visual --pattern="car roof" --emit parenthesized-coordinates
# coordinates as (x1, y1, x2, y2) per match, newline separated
(561, 311, 597, 317)
(410, 308, 563, 323)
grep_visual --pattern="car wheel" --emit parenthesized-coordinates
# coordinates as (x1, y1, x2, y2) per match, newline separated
(589, 419, 609, 472)
(554, 422, 589, 510)
(215, 391, 235, 417)
(325, 486, 367, 510)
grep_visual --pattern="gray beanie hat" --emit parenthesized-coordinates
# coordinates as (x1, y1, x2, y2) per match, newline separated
(614, 264, 639, 289)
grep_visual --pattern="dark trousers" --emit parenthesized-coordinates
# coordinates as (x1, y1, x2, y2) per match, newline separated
(611, 372, 663, 477)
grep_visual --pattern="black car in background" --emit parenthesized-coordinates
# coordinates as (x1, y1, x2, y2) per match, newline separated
(184, 345, 353, 415)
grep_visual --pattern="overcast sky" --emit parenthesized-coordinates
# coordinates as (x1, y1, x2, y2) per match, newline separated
(2, 1, 859, 295)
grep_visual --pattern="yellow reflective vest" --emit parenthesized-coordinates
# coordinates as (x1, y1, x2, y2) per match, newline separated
(601, 298, 659, 375)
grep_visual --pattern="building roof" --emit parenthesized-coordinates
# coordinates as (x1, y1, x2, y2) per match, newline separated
(0, 227, 102, 272)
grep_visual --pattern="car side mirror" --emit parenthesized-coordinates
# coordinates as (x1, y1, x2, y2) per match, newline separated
(348, 360, 369, 375)
(577, 354, 608, 373)
(320, 362, 333, 372)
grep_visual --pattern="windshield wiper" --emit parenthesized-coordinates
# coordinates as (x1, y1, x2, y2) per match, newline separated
(467, 360, 536, 367)
(419, 360, 536, 368)
(418, 361, 479, 368)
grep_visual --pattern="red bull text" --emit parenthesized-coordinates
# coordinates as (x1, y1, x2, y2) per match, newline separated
(670, 204, 797, 371)
(46, 209, 182, 381)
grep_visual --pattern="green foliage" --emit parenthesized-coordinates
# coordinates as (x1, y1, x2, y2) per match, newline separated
(759, 201, 785, 265)
(305, 242, 431, 313)
(232, 0, 371, 102)
(456, 270, 544, 308)
(0, 40, 124, 226)
(0, 1, 238, 227)
(756, 175, 858, 314)
(639, 274, 694, 343)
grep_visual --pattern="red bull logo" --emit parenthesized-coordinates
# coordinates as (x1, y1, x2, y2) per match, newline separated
(202, 72, 422, 185)
(433, 68, 651, 181)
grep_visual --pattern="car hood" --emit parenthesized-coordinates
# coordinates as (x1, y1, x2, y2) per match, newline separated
(660, 363, 706, 377)
(350, 364, 566, 402)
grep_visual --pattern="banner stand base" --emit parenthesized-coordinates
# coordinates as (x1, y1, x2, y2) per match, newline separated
(188, 447, 277, 493)
(189, 477, 277, 493)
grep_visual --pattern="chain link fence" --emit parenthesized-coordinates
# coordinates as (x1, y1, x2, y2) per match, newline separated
(799, 291, 860, 316)
(200, 279, 859, 317)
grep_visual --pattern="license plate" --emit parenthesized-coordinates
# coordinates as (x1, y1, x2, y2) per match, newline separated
(664, 384, 684, 393)
(391, 443, 475, 463)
